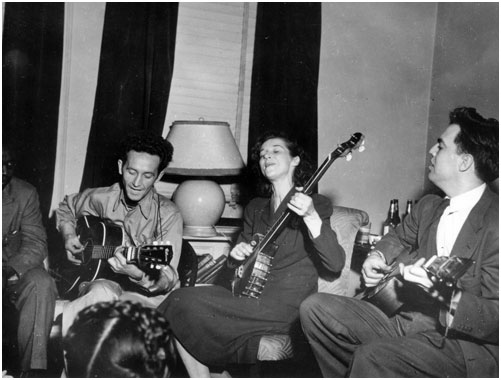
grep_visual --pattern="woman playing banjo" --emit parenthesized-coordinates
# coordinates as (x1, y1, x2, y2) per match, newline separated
(159, 131, 344, 377)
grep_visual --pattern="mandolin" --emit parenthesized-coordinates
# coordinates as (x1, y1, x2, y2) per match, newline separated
(359, 255, 474, 316)
(231, 132, 366, 299)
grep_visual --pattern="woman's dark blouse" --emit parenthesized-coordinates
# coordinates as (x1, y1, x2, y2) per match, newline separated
(159, 193, 344, 365)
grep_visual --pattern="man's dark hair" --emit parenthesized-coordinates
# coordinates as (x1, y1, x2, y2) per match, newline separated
(250, 130, 314, 197)
(449, 107, 498, 182)
(64, 301, 177, 378)
(120, 131, 174, 173)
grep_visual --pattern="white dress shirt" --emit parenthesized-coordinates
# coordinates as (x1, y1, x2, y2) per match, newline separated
(436, 183, 486, 257)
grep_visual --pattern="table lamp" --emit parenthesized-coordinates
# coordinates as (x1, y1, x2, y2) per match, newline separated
(164, 120, 245, 237)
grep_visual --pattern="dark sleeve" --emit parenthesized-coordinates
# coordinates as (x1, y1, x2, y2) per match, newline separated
(445, 212, 499, 344)
(235, 198, 262, 245)
(450, 248, 498, 343)
(6, 188, 48, 277)
(375, 194, 440, 264)
(309, 194, 345, 273)
(224, 198, 262, 270)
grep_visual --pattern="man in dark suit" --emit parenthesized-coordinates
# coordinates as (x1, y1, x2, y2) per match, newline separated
(2, 145, 58, 377)
(300, 107, 498, 377)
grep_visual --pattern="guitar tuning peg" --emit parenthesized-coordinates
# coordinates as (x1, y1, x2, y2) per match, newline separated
(358, 144, 365, 152)
(346, 152, 353, 161)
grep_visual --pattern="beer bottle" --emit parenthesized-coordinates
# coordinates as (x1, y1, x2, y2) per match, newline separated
(392, 199, 401, 227)
(403, 200, 413, 221)
(382, 200, 395, 235)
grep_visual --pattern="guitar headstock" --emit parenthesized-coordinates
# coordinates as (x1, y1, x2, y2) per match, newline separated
(127, 245, 173, 269)
(334, 132, 365, 161)
(423, 256, 474, 287)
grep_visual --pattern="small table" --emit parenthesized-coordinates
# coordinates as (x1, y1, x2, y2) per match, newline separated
(184, 226, 240, 284)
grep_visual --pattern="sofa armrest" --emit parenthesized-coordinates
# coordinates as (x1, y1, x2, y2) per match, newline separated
(318, 205, 369, 296)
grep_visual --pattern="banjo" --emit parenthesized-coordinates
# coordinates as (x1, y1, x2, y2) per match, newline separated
(231, 132, 366, 299)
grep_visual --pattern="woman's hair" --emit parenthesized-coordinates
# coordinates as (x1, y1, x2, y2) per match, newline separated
(63, 300, 176, 378)
(250, 130, 314, 197)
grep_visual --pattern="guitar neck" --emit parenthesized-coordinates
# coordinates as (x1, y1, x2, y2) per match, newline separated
(256, 133, 364, 254)
(259, 150, 341, 248)
(303, 152, 337, 194)
(259, 208, 294, 249)
(89, 245, 121, 260)
(88, 245, 140, 262)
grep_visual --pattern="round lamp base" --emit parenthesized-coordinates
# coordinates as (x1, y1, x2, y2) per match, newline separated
(173, 179, 226, 237)
(183, 225, 218, 238)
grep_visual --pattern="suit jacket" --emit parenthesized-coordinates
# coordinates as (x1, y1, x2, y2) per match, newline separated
(376, 187, 498, 377)
(2, 177, 48, 277)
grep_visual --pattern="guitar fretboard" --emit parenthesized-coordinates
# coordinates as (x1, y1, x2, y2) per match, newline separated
(85, 245, 120, 259)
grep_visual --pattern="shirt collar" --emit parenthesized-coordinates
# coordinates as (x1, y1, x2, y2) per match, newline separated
(448, 183, 486, 213)
(113, 184, 156, 219)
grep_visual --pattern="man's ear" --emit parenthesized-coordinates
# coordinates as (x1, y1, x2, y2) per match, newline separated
(118, 159, 124, 175)
(458, 153, 474, 172)
(292, 156, 300, 167)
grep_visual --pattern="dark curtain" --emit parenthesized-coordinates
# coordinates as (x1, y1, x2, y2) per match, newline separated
(2, 3, 64, 222)
(80, 3, 178, 191)
(248, 3, 321, 175)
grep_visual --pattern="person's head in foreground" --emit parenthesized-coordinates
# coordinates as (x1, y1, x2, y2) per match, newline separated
(64, 300, 176, 377)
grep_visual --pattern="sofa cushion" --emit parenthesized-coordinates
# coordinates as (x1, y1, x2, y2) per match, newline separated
(318, 206, 369, 296)
(257, 334, 293, 361)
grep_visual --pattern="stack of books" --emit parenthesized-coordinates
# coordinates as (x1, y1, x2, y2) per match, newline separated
(196, 253, 227, 284)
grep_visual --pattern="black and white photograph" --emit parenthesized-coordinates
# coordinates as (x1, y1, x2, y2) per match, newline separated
(2, 2, 498, 378)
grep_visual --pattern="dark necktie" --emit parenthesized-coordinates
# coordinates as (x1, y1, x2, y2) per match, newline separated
(436, 198, 454, 257)
(437, 197, 451, 217)
(427, 197, 451, 257)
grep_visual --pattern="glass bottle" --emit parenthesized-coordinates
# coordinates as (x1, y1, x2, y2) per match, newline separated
(392, 199, 401, 227)
(382, 200, 395, 235)
(403, 199, 413, 221)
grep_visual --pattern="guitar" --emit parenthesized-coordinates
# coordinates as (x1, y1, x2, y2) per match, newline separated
(232, 132, 366, 299)
(58, 215, 173, 297)
(359, 255, 474, 316)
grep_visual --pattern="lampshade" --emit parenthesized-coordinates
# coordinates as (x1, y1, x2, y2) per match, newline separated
(165, 120, 244, 237)
(164, 120, 244, 176)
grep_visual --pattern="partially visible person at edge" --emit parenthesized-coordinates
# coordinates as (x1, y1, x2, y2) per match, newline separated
(2, 143, 58, 377)
(159, 131, 345, 377)
(300, 106, 499, 377)
(55, 131, 183, 337)
(64, 300, 177, 377)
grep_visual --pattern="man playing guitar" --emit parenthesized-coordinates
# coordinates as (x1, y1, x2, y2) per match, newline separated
(56, 131, 183, 336)
(300, 107, 498, 377)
